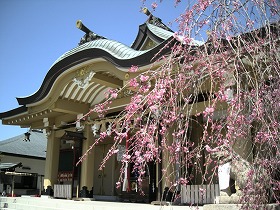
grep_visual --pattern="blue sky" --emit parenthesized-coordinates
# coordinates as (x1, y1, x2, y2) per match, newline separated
(0, 0, 186, 141)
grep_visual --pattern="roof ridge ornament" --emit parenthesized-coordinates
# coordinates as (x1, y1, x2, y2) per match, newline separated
(76, 20, 106, 46)
(142, 7, 173, 32)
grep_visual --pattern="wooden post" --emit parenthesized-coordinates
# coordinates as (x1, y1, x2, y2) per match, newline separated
(11, 175, 14, 197)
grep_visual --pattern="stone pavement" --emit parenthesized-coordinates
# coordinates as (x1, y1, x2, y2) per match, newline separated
(203, 204, 280, 210)
(1, 196, 202, 210)
(1, 196, 279, 210)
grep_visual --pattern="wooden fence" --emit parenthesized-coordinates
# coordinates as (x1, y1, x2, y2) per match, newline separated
(54, 184, 72, 199)
(181, 184, 220, 205)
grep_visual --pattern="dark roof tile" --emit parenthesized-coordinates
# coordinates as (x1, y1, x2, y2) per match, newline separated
(0, 130, 47, 159)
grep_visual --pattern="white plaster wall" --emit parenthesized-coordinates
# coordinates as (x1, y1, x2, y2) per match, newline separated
(1, 155, 45, 175)
(1, 155, 45, 193)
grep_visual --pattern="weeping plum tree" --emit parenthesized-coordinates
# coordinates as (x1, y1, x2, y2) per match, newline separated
(78, 0, 280, 208)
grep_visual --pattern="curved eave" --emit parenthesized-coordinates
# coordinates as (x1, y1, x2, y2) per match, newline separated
(0, 106, 27, 120)
(16, 36, 175, 106)
(131, 23, 174, 50)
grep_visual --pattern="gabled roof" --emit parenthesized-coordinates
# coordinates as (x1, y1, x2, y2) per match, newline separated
(0, 130, 47, 159)
(0, 162, 22, 172)
(131, 23, 174, 50)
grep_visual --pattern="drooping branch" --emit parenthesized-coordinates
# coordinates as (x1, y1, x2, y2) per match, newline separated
(77, 0, 280, 208)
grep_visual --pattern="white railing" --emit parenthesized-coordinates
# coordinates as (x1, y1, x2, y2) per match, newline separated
(181, 184, 220, 205)
(54, 184, 72, 199)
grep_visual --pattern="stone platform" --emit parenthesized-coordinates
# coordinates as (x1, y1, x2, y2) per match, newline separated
(204, 204, 280, 210)
(0, 196, 279, 210)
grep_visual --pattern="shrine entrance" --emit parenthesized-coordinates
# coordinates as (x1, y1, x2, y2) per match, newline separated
(56, 131, 85, 198)
(93, 144, 116, 196)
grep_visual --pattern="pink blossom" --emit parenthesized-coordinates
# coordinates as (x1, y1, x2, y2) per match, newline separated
(198, 0, 210, 11)
(135, 151, 141, 156)
(183, 37, 193, 44)
(78, 3, 280, 207)
(179, 178, 188, 185)
(99, 132, 107, 139)
(203, 107, 214, 116)
(246, 20, 255, 28)
(113, 149, 119, 154)
(140, 75, 149, 82)
(151, 2, 158, 10)
(173, 32, 180, 40)
(173, 33, 194, 45)
(115, 131, 128, 139)
(122, 154, 131, 162)
(199, 187, 206, 195)
(129, 78, 139, 88)
(129, 65, 138, 72)
(108, 89, 118, 99)
(149, 105, 158, 112)
(139, 84, 151, 93)
(110, 93, 117, 99)
(154, 88, 166, 99)
(205, 145, 219, 153)
(136, 156, 144, 163)
(116, 182, 121, 189)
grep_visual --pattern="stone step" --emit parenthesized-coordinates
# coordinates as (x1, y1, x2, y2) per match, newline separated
(0, 197, 95, 210)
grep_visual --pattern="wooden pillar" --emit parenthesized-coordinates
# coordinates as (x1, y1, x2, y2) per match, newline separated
(43, 130, 60, 189)
(161, 125, 175, 193)
(80, 125, 95, 190)
(190, 115, 204, 184)
(11, 175, 14, 197)
(233, 128, 253, 162)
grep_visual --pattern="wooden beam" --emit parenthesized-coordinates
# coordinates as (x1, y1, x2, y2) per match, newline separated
(92, 73, 123, 88)
(108, 96, 131, 110)
(52, 99, 89, 115)
(30, 121, 44, 129)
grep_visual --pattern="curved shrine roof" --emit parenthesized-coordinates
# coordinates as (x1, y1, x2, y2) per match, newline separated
(2, 17, 276, 123)
(15, 23, 175, 106)
(53, 23, 174, 67)
(0, 21, 175, 120)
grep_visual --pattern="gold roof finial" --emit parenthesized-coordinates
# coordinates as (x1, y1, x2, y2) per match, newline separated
(142, 7, 151, 16)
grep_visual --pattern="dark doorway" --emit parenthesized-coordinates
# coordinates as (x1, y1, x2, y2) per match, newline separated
(58, 131, 85, 197)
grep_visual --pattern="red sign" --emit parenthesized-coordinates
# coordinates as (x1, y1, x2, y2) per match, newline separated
(57, 171, 73, 182)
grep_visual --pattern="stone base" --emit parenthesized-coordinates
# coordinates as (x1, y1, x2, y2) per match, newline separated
(151, 201, 171, 206)
(73, 197, 95, 201)
(39, 195, 53, 199)
(218, 194, 240, 204)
